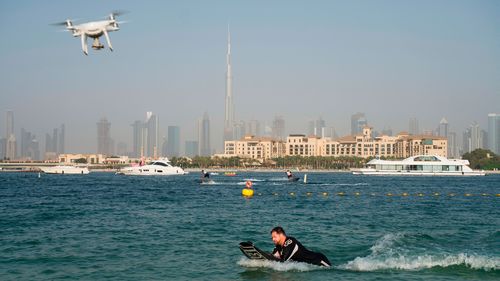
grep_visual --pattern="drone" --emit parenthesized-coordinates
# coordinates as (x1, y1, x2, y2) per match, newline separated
(52, 11, 126, 55)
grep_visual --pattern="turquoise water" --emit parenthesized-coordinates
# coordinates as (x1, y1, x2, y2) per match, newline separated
(0, 172, 498, 280)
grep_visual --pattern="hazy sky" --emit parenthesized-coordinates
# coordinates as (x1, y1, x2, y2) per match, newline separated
(1, 0, 499, 153)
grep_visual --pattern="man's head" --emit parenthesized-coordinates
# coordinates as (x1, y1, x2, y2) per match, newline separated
(271, 226, 287, 246)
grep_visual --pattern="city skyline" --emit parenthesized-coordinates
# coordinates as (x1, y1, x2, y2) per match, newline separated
(1, 1, 499, 153)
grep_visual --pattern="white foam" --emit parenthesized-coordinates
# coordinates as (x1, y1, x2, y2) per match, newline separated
(339, 233, 499, 272)
(243, 178, 265, 182)
(340, 253, 499, 271)
(237, 257, 320, 272)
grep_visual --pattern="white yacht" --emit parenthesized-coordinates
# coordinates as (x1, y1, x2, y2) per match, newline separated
(39, 165, 90, 175)
(116, 158, 187, 176)
(352, 155, 485, 176)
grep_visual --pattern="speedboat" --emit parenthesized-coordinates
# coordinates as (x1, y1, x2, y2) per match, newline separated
(39, 165, 90, 174)
(351, 155, 485, 176)
(116, 158, 187, 176)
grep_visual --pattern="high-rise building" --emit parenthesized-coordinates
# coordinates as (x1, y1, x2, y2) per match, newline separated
(438, 118, 448, 138)
(223, 27, 234, 142)
(5, 111, 16, 160)
(97, 117, 112, 155)
(246, 120, 261, 137)
(145, 112, 159, 158)
(409, 117, 419, 135)
(21, 128, 40, 160)
(309, 117, 326, 137)
(167, 126, 181, 157)
(233, 121, 246, 140)
(488, 113, 500, 155)
(58, 124, 65, 155)
(6, 110, 14, 139)
(463, 122, 484, 153)
(185, 140, 199, 157)
(0, 138, 6, 159)
(131, 120, 142, 158)
(448, 132, 459, 158)
(351, 113, 367, 135)
(272, 116, 286, 140)
(199, 113, 211, 156)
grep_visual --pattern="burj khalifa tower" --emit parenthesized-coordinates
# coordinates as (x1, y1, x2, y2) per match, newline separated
(223, 27, 234, 143)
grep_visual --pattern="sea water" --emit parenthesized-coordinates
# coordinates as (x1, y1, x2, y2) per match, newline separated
(0, 172, 498, 280)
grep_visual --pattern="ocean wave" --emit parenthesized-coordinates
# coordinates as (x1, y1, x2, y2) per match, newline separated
(237, 258, 321, 272)
(340, 252, 499, 271)
(242, 178, 265, 182)
(339, 233, 499, 272)
(332, 183, 369, 187)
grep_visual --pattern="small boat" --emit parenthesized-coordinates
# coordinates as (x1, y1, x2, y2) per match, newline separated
(352, 155, 485, 176)
(116, 158, 187, 176)
(39, 165, 90, 174)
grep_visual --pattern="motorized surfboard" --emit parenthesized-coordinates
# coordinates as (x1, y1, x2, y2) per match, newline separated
(239, 241, 279, 261)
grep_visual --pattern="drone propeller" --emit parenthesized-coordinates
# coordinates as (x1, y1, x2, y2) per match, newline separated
(108, 10, 129, 20)
(50, 19, 77, 29)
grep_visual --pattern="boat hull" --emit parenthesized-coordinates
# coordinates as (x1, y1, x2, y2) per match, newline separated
(40, 166, 90, 175)
(352, 168, 485, 176)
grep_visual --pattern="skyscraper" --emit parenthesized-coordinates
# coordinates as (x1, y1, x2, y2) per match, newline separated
(246, 120, 261, 137)
(309, 117, 326, 137)
(409, 117, 419, 135)
(131, 120, 143, 158)
(438, 118, 448, 138)
(97, 117, 112, 155)
(6, 110, 14, 139)
(463, 122, 483, 153)
(145, 112, 159, 158)
(0, 138, 6, 160)
(351, 113, 367, 135)
(5, 111, 16, 160)
(488, 113, 500, 155)
(223, 27, 234, 142)
(272, 116, 286, 140)
(21, 128, 40, 160)
(199, 113, 211, 156)
(167, 126, 181, 157)
(58, 124, 65, 155)
(448, 132, 459, 158)
(233, 121, 246, 140)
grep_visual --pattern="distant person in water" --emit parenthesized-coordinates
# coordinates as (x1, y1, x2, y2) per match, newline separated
(201, 170, 210, 179)
(270, 226, 331, 267)
(286, 170, 293, 179)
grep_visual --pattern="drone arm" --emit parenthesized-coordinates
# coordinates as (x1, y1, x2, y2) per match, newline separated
(81, 34, 88, 55)
(103, 29, 113, 51)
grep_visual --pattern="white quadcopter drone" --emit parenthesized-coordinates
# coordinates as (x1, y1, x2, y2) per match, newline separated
(52, 11, 126, 55)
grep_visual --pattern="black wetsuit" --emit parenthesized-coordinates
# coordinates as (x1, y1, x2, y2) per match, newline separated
(272, 236, 331, 267)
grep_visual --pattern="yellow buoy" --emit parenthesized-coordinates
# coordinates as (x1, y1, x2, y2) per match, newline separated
(354, 192, 360, 196)
(289, 192, 296, 196)
(242, 188, 254, 197)
(306, 192, 313, 196)
(386, 193, 393, 196)
(402, 192, 409, 197)
(322, 192, 328, 196)
(337, 192, 345, 196)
